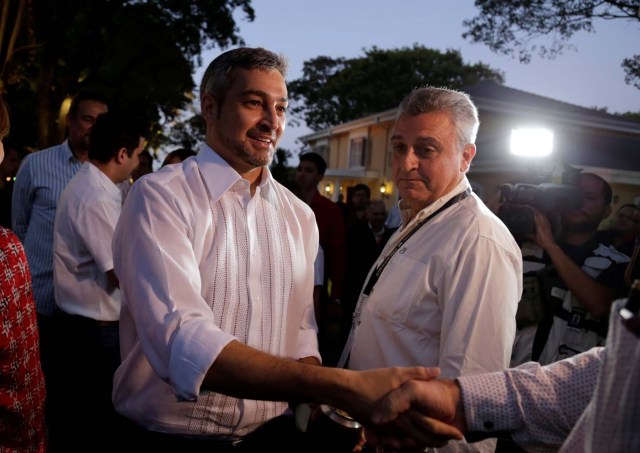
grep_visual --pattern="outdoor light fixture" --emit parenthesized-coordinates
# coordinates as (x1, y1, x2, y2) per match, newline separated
(510, 128, 554, 157)
(324, 183, 332, 195)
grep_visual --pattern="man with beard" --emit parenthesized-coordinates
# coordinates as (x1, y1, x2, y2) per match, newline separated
(11, 90, 108, 451)
(511, 172, 630, 366)
(111, 47, 436, 451)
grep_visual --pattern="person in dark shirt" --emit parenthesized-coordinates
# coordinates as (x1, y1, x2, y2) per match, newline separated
(296, 152, 347, 365)
(341, 200, 397, 348)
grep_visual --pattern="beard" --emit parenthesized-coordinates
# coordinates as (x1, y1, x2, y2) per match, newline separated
(236, 143, 274, 168)
(219, 129, 275, 169)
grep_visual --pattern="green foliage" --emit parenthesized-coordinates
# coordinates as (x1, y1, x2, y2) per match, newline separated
(462, 0, 639, 87)
(288, 45, 504, 131)
(619, 111, 640, 122)
(2, 0, 254, 150)
(623, 55, 640, 90)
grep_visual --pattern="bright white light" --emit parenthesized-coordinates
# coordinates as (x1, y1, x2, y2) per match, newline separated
(510, 128, 554, 157)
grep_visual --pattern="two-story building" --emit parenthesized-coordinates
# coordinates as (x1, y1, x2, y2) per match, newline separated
(300, 81, 640, 220)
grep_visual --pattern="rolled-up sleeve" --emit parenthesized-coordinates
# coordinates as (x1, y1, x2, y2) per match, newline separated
(113, 179, 236, 401)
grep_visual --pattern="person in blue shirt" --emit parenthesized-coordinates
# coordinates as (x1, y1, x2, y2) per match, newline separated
(11, 90, 108, 451)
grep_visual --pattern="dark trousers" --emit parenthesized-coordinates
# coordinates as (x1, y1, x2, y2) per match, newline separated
(36, 313, 64, 452)
(53, 312, 121, 452)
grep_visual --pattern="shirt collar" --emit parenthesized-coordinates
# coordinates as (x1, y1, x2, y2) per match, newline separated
(62, 139, 76, 163)
(83, 162, 122, 203)
(195, 143, 273, 203)
(401, 176, 472, 229)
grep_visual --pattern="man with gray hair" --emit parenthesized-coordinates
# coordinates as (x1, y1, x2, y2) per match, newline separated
(111, 47, 435, 451)
(342, 86, 523, 452)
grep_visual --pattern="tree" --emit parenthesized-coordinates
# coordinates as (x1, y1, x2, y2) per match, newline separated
(288, 45, 504, 131)
(0, 0, 255, 150)
(462, 0, 640, 88)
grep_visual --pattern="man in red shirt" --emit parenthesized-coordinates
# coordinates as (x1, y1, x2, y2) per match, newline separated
(296, 152, 347, 365)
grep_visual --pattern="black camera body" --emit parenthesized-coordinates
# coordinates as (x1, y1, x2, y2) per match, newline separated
(497, 183, 582, 238)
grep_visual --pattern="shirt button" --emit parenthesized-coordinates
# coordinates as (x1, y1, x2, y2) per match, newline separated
(483, 420, 494, 431)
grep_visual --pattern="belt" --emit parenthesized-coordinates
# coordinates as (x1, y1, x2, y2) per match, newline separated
(94, 319, 119, 327)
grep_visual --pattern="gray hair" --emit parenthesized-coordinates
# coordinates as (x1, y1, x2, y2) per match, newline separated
(200, 47, 289, 106)
(397, 86, 479, 151)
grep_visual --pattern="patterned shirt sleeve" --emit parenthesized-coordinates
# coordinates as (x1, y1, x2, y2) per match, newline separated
(458, 347, 604, 452)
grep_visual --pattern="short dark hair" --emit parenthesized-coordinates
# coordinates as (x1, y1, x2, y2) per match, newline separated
(200, 47, 288, 110)
(299, 152, 327, 175)
(68, 90, 109, 118)
(88, 112, 143, 163)
(352, 183, 371, 199)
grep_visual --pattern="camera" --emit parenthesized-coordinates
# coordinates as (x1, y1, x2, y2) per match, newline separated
(497, 182, 582, 239)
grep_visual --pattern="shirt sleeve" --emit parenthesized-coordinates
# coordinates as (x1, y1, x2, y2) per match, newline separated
(75, 198, 120, 273)
(295, 219, 321, 361)
(438, 234, 522, 378)
(458, 347, 604, 452)
(113, 179, 235, 401)
(11, 156, 33, 240)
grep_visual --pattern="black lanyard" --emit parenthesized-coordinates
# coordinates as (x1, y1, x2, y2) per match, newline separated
(361, 188, 471, 296)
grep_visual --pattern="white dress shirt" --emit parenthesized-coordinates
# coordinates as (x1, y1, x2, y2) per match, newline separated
(348, 177, 522, 378)
(53, 162, 122, 321)
(460, 298, 638, 452)
(112, 144, 320, 438)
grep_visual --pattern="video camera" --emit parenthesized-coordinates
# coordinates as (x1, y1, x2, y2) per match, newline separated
(497, 182, 582, 239)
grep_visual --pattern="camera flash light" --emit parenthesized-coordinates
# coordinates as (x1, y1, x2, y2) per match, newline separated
(510, 128, 554, 157)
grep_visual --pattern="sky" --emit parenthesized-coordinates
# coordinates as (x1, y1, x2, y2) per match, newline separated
(193, 0, 640, 161)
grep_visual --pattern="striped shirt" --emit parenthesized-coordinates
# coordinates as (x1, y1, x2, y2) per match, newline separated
(12, 140, 84, 315)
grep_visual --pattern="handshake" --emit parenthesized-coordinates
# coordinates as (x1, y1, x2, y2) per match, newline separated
(315, 367, 469, 453)
(365, 372, 467, 452)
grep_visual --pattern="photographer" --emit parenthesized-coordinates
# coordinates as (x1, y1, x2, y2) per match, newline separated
(509, 172, 630, 366)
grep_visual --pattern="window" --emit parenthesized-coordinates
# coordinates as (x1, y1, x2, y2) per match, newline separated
(349, 137, 367, 169)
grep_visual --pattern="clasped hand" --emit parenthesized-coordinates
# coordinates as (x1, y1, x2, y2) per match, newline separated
(363, 370, 465, 452)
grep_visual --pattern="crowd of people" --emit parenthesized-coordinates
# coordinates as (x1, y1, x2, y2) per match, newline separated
(0, 46, 638, 452)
